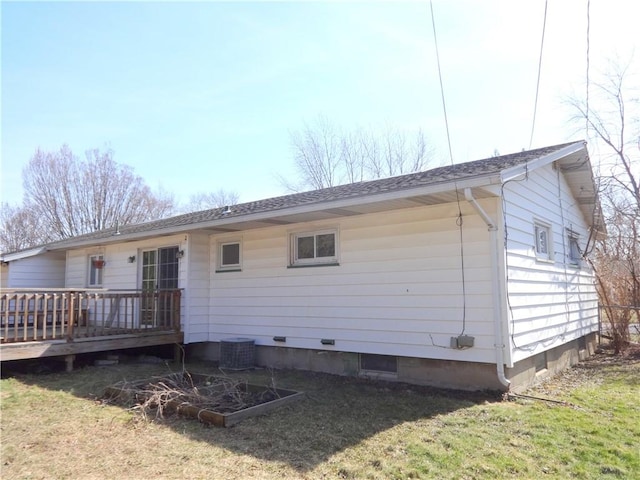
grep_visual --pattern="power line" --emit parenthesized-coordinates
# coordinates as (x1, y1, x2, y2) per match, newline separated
(586, 0, 591, 137)
(429, 1, 454, 166)
(529, 0, 548, 149)
(429, 0, 467, 335)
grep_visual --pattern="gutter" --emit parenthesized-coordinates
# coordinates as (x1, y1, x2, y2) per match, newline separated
(464, 188, 510, 389)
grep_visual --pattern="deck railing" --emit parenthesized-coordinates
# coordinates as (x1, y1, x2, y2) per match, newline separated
(0, 288, 182, 344)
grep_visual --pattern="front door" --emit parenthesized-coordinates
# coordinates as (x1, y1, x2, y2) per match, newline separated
(141, 246, 179, 325)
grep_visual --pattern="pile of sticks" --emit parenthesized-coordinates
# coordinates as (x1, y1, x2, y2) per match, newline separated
(110, 372, 279, 420)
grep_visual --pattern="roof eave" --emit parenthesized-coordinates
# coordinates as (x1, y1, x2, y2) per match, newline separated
(47, 172, 503, 250)
(1, 246, 48, 262)
(499, 141, 586, 183)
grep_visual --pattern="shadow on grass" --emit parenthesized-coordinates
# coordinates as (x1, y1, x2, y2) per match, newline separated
(4, 355, 501, 473)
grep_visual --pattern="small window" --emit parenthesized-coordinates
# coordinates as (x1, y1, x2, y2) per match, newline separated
(568, 232, 581, 265)
(291, 230, 338, 266)
(218, 241, 241, 271)
(88, 254, 104, 287)
(535, 351, 548, 373)
(360, 354, 398, 373)
(578, 335, 587, 351)
(534, 222, 552, 260)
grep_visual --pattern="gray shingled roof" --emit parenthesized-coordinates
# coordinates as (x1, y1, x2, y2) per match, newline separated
(9, 141, 584, 252)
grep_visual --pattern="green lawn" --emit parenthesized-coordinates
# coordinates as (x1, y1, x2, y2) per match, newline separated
(1, 350, 638, 479)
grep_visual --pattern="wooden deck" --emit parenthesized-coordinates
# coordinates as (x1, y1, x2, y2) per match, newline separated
(1, 289, 183, 368)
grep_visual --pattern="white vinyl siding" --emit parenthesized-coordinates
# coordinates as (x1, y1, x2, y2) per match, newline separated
(502, 164, 598, 364)
(185, 232, 210, 343)
(65, 235, 187, 290)
(3, 252, 66, 288)
(208, 203, 498, 364)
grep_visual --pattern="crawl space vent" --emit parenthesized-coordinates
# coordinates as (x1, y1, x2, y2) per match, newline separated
(220, 338, 255, 370)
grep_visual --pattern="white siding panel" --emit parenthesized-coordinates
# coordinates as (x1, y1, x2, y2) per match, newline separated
(209, 204, 497, 363)
(184, 232, 210, 343)
(503, 164, 599, 363)
(64, 235, 186, 289)
(6, 252, 66, 288)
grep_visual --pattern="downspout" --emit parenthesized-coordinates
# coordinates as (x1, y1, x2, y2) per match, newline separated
(464, 188, 510, 389)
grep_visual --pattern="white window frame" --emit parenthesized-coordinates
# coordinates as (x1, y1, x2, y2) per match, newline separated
(567, 230, 581, 266)
(534, 221, 553, 261)
(217, 240, 242, 271)
(290, 229, 339, 266)
(88, 254, 104, 287)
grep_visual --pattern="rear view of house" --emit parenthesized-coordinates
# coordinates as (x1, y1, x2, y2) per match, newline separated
(1, 141, 603, 391)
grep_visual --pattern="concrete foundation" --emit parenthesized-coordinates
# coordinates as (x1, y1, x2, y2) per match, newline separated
(186, 332, 597, 392)
(506, 332, 598, 393)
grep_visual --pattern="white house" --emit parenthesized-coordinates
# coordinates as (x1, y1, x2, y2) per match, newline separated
(0, 141, 604, 391)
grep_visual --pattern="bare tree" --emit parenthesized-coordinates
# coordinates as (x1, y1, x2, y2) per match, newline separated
(285, 116, 434, 191)
(289, 115, 343, 190)
(183, 189, 240, 212)
(569, 60, 640, 353)
(369, 126, 431, 178)
(0, 203, 52, 253)
(15, 145, 174, 246)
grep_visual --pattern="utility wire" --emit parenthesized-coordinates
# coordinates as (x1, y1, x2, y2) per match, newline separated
(529, 0, 548, 149)
(429, 1, 454, 166)
(429, 0, 466, 335)
(585, 0, 591, 137)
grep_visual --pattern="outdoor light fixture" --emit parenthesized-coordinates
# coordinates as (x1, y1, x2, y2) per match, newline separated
(128, 255, 136, 263)
(176, 250, 185, 259)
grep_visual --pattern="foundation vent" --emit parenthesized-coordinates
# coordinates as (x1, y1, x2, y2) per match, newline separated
(219, 338, 255, 370)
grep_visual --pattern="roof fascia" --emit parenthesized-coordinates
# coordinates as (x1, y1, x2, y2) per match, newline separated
(500, 142, 586, 183)
(48, 173, 503, 250)
(1, 247, 48, 262)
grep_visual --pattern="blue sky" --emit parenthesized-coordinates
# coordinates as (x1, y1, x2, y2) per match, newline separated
(2, 1, 638, 207)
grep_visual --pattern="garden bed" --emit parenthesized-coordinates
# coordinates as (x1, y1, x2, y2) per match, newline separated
(104, 371, 304, 427)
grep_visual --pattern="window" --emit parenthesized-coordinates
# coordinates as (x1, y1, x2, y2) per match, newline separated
(534, 222, 552, 260)
(157, 246, 179, 289)
(140, 247, 179, 326)
(291, 230, 338, 266)
(567, 231, 581, 265)
(578, 335, 587, 351)
(88, 254, 104, 287)
(218, 241, 241, 271)
(360, 354, 398, 374)
(534, 351, 548, 373)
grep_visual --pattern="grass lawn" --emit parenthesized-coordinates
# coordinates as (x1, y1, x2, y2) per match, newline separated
(1, 349, 638, 479)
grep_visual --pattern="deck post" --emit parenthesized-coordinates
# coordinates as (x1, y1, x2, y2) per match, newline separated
(173, 343, 183, 365)
(67, 293, 75, 341)
(65, 354, 75, 372)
